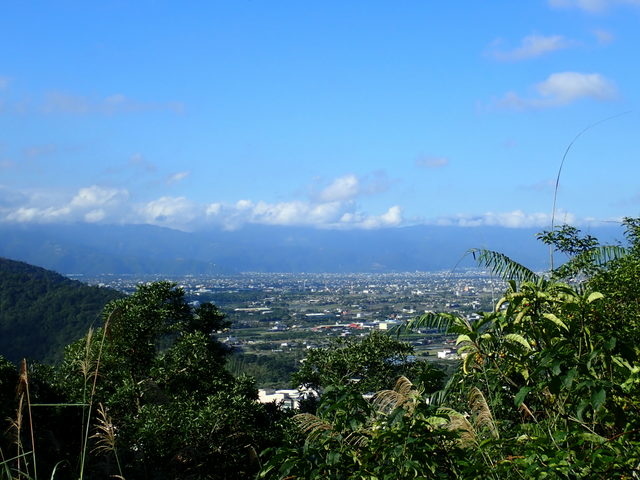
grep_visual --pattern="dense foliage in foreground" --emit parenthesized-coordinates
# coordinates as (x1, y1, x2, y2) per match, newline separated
(1, 282, 291, 480)
(260, 221, 640, 479)
(1, 220, 640, 479)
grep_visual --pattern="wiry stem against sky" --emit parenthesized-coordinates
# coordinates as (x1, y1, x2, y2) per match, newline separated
(0, 1, 638, 231)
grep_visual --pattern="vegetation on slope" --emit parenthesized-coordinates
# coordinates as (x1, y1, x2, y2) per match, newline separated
(0, 257, 123, 363)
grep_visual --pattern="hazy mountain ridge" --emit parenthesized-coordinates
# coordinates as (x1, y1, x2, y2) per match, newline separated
(0, 223, 627, 275)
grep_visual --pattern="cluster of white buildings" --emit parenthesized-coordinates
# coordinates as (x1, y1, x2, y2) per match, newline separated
(257, 387, 317, 409)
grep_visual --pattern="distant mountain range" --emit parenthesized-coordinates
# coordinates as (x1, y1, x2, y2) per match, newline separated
(0, 222, 627, 275)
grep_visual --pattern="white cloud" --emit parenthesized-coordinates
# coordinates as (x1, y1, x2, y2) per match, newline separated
(341, 206, 403, 229)
(84, 209, 106, 223)
(0, 185, 129, 225)
(205, 199, 344, 229)
(489, 35, 575, 61)
(549, 0, 640, 12)
(0, 182, 604, 233)
(236, 199, 254, 210)
(415, 156, 450, 168)
(0, 179, 404, 231)
(0, 169, 403, 230)
(204, 172, 399, 229)
(318, 174, 360, 202)
(434, 210, 576, 228)
(497, 72, 617, 110)
(167, 170, 190, 185)
(70, 185, 129, 208)
(252, 200, 303, 224)
(314, 172, 392, 203)
(538, 72, 615, 101)
(203, 195, 404, 230)
(0, 76, 9, 90)
(380, 206, 402, 225)
(255, 200, 339, 225)
(205, 203, 222, 216)
(6, 206, 72, 223)
(138, 196, 198, 229)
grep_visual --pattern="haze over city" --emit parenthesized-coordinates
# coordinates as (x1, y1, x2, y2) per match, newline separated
(1, 1, 639, 234)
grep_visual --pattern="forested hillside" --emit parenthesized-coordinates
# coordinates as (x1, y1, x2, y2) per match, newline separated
(0, 257, 123, 363)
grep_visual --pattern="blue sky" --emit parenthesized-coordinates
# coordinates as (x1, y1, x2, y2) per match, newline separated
(1, 0, 639, 231)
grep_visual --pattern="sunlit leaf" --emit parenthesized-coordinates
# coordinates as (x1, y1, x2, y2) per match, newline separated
(468, 248, 540, 284)
(504, 333, 532, 352)
(543, 313, 569, 331)
(586, 292, 604, 304)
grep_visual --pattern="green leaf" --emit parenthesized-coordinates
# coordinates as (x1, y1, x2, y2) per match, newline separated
(403, 312, 462, 333)
(576, 399, 589, 421)
(543, 313, 568, 331)
(326, 451, 341, 465)
(561, 368, 578, 388)
(468, 248, 540, 284)
(514, 386, 532, 407)
(462, 352, 476, 374)
(515, 307, 530, 325)
(504, 333, 532, 352)
(579, 432, 607, 444)
(586, 292, 604, 304)
(591, 388, 606, 411)
(604, 336, 616, 352)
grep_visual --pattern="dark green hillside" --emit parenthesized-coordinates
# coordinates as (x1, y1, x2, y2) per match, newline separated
(0, 257, 123, 363)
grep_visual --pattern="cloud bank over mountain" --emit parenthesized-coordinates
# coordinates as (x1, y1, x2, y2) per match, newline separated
(0, 178, 598, 232)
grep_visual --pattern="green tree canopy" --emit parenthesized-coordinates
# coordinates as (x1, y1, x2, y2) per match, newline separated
(292, 330, 444, 396)
(53, 281, 287, 480)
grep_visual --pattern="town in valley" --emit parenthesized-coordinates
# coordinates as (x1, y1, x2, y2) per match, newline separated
(73, 270, 505, 394)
